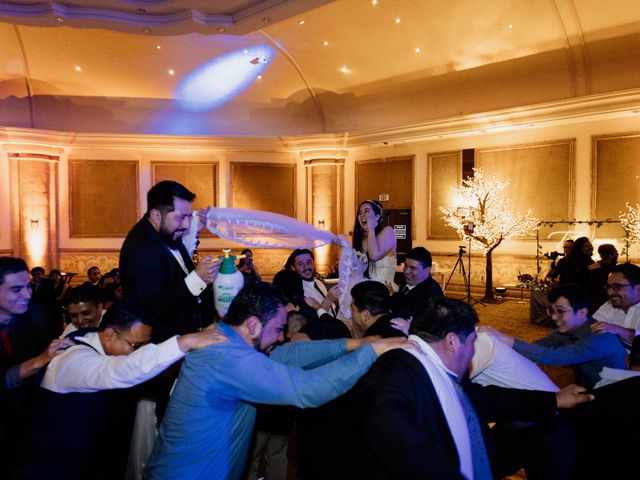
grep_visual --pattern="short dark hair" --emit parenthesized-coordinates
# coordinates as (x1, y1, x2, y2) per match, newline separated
(548, 283, 591, 312)
(30, 266, 45, 275)
(49, 269, 61, 277)
(411, 297, 478, 343)
(64, 285, 102, 307)
(610, 263, 640, 286)
(87, 266, 100, 276)
(0, 257, 28, 286)
(272, 269, 304, 304)
(289, 249, 314, 266)
(224, 282, 287, 327)
(145, 180, 196, 216)
(597, 243, 617, 258)
(98, 300, 151, 332)
(351, 281, 390, 316)
(405, 247, 432, 269)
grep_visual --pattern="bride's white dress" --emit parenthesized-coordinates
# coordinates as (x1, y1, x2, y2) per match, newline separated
(337, 247, 397, 319)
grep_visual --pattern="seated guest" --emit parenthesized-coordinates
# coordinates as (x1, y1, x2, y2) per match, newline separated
(390, 246, 444, 318)
(482, 284, 626, 389)
(20, 299, 226, 480)
(350, 280, 406, 338)
(591, 262, 640, 348)
(144, 282, 410, 479)
(82, 265, 101, 288)
(237, 248, 262, 287)
(339, 297, 592, 480)
(289, 248, 341, 318)
(0, 257, 70, 478)
(588, 243, 618, 311)
(60, 285, 104, 337)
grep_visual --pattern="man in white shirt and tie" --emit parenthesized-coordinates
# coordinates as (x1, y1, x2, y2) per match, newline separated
(289, 249, 340, 318)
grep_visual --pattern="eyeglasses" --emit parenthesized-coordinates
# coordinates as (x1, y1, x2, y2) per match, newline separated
(116, 331, 145, 351)
(546, 307, 573, 317)
(604, 283, 632, 292)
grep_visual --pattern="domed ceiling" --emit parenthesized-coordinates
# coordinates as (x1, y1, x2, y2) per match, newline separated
(1, 0, 639, 137)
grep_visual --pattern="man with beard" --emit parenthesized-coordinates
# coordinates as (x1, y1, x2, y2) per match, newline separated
(144, 282, 411, 480)
(289, 248, 340, 318)
(591, 262, 640, 348)
(120, 181, 219, 342)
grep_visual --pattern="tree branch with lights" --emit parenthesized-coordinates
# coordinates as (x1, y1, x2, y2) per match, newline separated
(620, 202, 640, 245)
(440, 168, 538, 300)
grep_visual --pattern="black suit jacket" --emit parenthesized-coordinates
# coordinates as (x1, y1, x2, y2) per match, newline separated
(390, 276, 444, 318)
(119, 217, 213, 342)
(338, 349, 557, 479)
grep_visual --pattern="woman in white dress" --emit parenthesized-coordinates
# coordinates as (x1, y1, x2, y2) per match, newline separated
(352, 200, 397, 288)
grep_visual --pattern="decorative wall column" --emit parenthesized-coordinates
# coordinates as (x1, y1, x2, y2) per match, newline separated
(302, 150, 347, 273)
(8, 148, 63, 269)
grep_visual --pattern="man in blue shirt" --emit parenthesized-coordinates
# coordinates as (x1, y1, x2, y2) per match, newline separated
(145, 282, 409, 479)
(481, 283, 626, 389)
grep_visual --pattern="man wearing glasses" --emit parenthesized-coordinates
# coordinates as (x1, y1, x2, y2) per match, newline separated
(481, 284, 626, 389)
(20, 299, 227, 480)
(591, 263, 640, 348)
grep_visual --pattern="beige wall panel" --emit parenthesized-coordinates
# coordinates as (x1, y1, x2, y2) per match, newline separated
(152, 162, 218, 210)
(355, 156, 413, 210)
(593, 133, 640, 238)
(477, 140, 574, 239)
(69, 160, 139, 237)
(230, 163, 295, 217)
(428, 151, 461, 239)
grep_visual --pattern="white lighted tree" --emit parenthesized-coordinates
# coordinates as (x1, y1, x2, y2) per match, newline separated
(440, 168, 538, 300)
(620, 202, 640, 244)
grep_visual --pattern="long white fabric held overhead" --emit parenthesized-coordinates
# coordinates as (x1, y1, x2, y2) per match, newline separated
(205, 207, 338, 249)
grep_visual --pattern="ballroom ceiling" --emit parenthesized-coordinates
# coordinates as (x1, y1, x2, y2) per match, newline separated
(1, 0, 639, 137)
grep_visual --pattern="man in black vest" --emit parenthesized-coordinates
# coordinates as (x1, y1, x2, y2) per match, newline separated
(120, 180, 219, 342)
(390, 246, 444, 318)
(19, 299, 226, 480)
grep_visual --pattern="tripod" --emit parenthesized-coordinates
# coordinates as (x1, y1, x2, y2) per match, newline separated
(444, 242, 485, 306)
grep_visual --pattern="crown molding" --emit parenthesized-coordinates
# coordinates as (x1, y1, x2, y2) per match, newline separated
(2, 88, 639, 153)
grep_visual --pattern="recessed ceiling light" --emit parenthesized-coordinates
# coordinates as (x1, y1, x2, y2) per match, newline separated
(395, 18, 401, 24)
(507, 24, 513, 29)
(56, 17, 64, 23)
(372, 0, 378, 5)
(168, 69, 175, 76)
(74, 66, 82, 72)
(258, 75, 262, 80)
(415, 47, 421, 53)
(323, 41, 329, 47)
(340, 66, 350, 74)
(299, 20, 305, 25)
(156, 45, 161, 50)
(142, 28, 151, 34)
(243, 50, 248, 54)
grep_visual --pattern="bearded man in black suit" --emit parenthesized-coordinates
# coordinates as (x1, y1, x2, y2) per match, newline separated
(120, 181, 219, 342)
(390, 246, 443, 318)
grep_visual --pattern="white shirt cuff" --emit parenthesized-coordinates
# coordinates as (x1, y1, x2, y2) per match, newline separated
(185, 270, 207, 296)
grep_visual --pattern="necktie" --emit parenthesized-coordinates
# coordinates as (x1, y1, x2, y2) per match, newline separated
(401, 285, 410, 295)
(449, 375, 493, 480)
(0, 324, 13, 359)
(314, 281, 336, 317)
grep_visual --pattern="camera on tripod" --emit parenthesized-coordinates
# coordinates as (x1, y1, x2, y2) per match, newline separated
(458, 245, 466, 255)
(544, 251, 564, 261)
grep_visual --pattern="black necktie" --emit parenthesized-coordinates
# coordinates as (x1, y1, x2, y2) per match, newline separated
(401, 285, 410, 295)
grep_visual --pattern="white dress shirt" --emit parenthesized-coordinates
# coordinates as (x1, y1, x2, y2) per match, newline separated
(41, 331, 185, 393)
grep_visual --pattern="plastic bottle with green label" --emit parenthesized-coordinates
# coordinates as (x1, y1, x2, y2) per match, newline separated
(213, 249, 245, 318)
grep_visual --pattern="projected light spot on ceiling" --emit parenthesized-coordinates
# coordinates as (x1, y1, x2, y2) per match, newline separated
(175, 46, 275, 112)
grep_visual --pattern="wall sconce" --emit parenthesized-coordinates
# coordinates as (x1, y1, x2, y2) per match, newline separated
(30, 219, 40, 230)
(318, 219, 325, 229)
